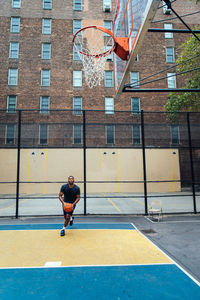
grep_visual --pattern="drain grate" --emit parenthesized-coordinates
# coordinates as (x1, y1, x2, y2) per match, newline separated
(141, 229, 156, 234)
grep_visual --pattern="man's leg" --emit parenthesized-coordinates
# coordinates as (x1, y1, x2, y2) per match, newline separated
(60, 213, 70, 236)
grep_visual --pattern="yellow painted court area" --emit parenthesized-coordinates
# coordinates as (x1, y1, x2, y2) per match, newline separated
(0, 229, 171, 268)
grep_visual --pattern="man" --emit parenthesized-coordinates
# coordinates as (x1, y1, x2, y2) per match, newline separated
(59, 176, 80, 236)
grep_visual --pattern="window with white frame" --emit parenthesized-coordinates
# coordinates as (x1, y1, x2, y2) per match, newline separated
(41, 70, 50, 86)
(74, 0, 82, 11)
(42, 19, 52, 34)
(73, 44, 81, 60)
(73, 20, 82, 35)
(8, 69, 18, 85)
(73, 97, 82, 115)
(10, 17, 20, 33)
(105, 71, 114, 87)
(40, 96, 50, 114)
(6, 124, 15, 144)
(73, 71, 82, 87)
(9, 42, 19, 59)
(39, 124, 48, 144)
(163, 0, 171, 14)
(132, 125, 141, 144)
(106, 125, 115, 144)
(42, 43, 51, 60)
(131, 98, 140, 113)
(103, 0, 112, 12)
(43, 0, 52, 9)
(167, 73, 176, 88)
(170, 125, 179, 144)
(104, 45, 113, 61)
(130, 72, 139, 88)
(164, 23, 173, 39)
(73, 124, 82, 144)
(104, 21, 112, 36)
(12, 0, 21, 8)
(166, 47, 175, 63)
(105, 97, 114, 114)
(7, 96, 17, 113)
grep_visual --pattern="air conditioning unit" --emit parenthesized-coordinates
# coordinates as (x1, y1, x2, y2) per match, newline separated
(103, 4, 111, 12)
(163, 5, 171, 14)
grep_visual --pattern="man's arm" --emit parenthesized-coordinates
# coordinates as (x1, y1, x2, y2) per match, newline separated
(73, 194, 80, 207)
(59, 192, 65, 206)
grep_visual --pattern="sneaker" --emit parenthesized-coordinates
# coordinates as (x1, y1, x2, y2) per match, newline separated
(70, 217, 74, 226)
(60, 229, 65, 236)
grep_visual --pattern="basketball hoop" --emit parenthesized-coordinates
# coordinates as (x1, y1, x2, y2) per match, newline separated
(72, 25, 129, 88)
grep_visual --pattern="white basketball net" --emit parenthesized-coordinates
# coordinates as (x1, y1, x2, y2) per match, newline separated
(73, 27, 115, 88)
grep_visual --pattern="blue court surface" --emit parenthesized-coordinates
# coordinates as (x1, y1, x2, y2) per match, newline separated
(0, 223, 200, 300)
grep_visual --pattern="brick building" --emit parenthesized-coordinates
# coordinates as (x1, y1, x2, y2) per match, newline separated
(0, 0, 199, 147)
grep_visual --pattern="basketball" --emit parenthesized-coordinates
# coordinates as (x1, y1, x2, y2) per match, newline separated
(64, 203, 73, 213)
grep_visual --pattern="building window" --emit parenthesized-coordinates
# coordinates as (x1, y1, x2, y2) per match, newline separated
(73, 125, 82, 144)
(130, 72, 139, 88)
(103, 0, 112, 12)
(42, 19, 52, 35)
(135, 55, 139, 62)
(40, 96, 50, 114)
(106, 125, 115, 144)
(73, 20, 82, 35)
(42, 43, 51, 60)
(104, 21, 112, 36)
(163, 0, 171, 14)
(7, 96, 17, 113)
(39, 124, 48, 144)
(73, 97, 82, 115)
(105, 97, 114, 114)
(43, 0, 52, 9)
(131, 98, 140, 113)
(164, 23, 173, 39)
(12, 0, 21, 8)
(73, 71, 82, 87)
(167, 73, 176, 88)
(73, 44, 81, 60)
(41, 70, 50, 86)
(9, 42, 19, 59)
(171, 126, 179, 144)
(166, 47, 175, 63)
(74, 0, 82, 11)
(10, 17, 20, 33)
(105, 45, 113, 61)
(132, 125, 141, 145)
(6, 124, 15, 144)
(105, 71, 114, 87)
(8, 69, 18, 86)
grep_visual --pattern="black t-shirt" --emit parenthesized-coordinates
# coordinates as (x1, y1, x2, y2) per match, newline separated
(60, 184, 80, 204)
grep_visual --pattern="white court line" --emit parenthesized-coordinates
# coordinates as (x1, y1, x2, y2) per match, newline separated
(0, 262, 173, 270)
(145, 216, 200, 223)
(131, 222, 200, 287)
(44, 261, 62, 267)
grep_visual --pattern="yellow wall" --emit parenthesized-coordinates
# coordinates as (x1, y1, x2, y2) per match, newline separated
(0, 148, 181, 195)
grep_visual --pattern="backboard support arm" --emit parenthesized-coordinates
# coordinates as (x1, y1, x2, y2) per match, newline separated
(163, 0, 200, 42)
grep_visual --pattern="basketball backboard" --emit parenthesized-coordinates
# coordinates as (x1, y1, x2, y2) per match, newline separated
(113, 0, 160, 97)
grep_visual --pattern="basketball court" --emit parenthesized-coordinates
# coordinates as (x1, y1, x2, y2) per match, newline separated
(0, 219, 200, 299)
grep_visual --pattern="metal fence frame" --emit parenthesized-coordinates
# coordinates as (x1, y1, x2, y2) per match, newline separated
(0, 109, 199, 218)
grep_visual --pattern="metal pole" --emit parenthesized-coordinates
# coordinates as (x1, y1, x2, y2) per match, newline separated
(148, 28, 200, 34)
(187, 112, 197, 214)
(141, 110, 148, 215)
(83, 110, 87, 215)
(16, 110, 21, 218)
(123, 88, 200, 93)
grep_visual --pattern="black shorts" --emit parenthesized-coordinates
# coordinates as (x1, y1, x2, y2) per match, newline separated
(63, 204, 76, 216)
